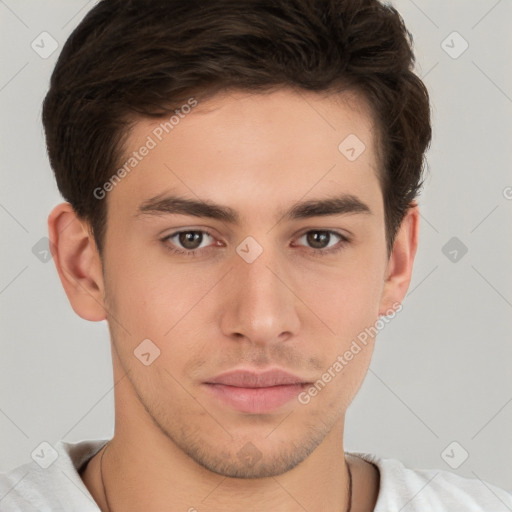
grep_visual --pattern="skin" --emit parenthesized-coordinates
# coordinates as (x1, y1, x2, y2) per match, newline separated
(48, 87, 419, 512)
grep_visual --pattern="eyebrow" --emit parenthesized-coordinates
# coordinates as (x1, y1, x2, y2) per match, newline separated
(135, 193, 372, 223)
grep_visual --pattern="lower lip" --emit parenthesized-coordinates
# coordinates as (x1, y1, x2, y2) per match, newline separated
(203, 383, 307, 414)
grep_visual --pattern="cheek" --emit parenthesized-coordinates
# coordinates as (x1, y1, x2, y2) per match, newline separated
(295, 253, 385, 338)
(297, 344, 374, 420)
(104, 226, 386, 365)
(104, 249, 225, 381)
(105, 239, 210, 329)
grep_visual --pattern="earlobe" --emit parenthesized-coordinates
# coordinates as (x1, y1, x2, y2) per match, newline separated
(47, 202, 107, 322)
(378, 203, 420, 316)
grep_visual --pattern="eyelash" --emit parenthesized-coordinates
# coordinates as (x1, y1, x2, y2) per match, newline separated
(161, 229, 350, 258)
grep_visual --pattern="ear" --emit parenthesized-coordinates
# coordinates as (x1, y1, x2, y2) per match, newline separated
(378, 203, 420, 316)
(47, 202, 107, 321)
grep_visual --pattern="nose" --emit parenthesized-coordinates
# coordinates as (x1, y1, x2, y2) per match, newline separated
(219, 246, 301, 347)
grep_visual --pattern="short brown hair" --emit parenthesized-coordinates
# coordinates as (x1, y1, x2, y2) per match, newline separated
(42, 0, 431, 257)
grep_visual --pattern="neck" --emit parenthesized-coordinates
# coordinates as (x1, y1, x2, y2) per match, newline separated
(94, 427, 351, 512)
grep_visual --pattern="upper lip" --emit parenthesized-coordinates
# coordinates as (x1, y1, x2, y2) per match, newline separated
(205, 369, 309, 388)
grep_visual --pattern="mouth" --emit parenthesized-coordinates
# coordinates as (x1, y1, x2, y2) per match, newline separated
(203, 369, 311, 414)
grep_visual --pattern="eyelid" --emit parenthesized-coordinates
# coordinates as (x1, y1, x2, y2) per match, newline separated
(291, 230, 350, 257)
(163, 228, 218, 249)
(161, 227, 350, 257)
(293, 229, 348, 245)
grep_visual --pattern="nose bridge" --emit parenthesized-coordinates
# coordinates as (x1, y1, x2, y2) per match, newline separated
(219, 242, 300, 344)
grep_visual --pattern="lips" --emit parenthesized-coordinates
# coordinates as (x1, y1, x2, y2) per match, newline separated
(203, 369, 311, 414)
(206, 369, 307, 388)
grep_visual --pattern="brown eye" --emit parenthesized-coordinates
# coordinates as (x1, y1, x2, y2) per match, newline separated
(178, 231, 204, 250)
(163, 230, 215, 255)
(306, 231, 332, 249)
(295, 230, 349, 256)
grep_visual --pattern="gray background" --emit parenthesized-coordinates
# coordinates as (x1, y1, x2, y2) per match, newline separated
(1, 0, 511, 495)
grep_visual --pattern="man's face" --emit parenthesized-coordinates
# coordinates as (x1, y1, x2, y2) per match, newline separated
(101, 88, 393, 478)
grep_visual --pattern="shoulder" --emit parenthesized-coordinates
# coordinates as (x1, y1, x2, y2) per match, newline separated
(349, 451, 512, 512)
(0, 439, 108, 512)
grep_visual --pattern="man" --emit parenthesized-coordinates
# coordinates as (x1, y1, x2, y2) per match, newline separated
(1, 0, 511, 510)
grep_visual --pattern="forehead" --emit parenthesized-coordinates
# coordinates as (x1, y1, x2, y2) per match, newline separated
(107, 88, 382, 221)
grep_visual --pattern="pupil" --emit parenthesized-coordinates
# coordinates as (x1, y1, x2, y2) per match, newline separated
(307, 231, 330, 249)
(179, 231, 202, 249)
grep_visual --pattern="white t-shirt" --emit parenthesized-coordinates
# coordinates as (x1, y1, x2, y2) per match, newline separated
(1, 439, 511, 511)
